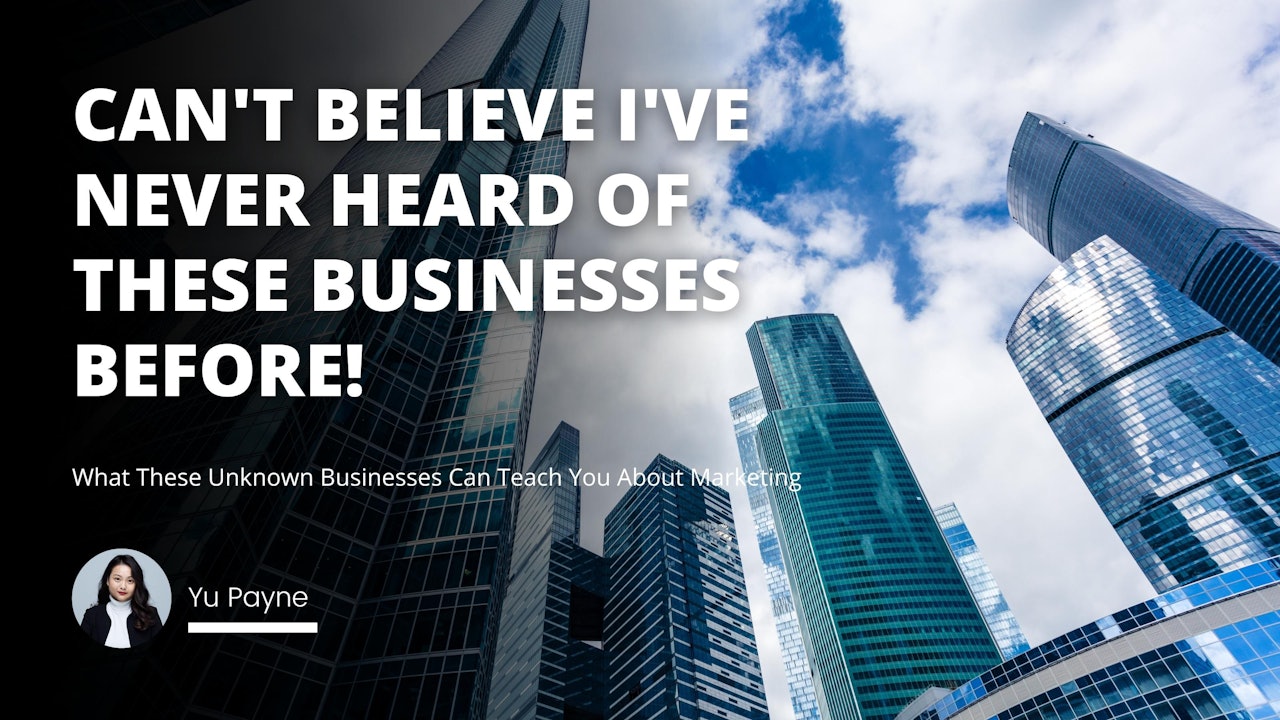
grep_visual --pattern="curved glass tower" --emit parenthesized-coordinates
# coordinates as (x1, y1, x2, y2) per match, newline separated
(1007, 237, 1280, 592)
(900, 558, 1280, 720)
(747, 314, 1002, 720)
(1007, 112, 1279, 363)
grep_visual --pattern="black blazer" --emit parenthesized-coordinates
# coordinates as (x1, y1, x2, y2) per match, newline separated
(80, 603, 164, 648)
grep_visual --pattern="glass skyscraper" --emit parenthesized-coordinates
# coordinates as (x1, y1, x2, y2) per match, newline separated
(932, 502, 1031, 661)
(481, 422, 609, 720)
(604, 455, 770, 720)
(67, 1, 590, 717)
(898, 557, 1280, 720)
(730, 387, 822, 720)
(1007, 111, 1278, 363)
(746, 313, 1003, 720)
(1007, 236, 1280, 592)
(482, 427, 769, 720)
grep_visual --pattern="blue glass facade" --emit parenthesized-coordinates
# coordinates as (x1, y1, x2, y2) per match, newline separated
(731, 387, 822, 720)
(70, 2, 593, 718)
(1007, 112, 1279, 363)
(747, 314, 1003, 720)
(933, 503, 1031, 661)
(482, 425, 781, 720)
(900, 558, 1280, 720)
(604, 455, 770, 720)
(1008, 237, 1280, 592)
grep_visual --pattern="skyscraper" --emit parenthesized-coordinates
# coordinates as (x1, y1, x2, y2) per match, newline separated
(1006, 111, 1278, 363)
(932, 502, 1031, 661)
(604, 455, 770, 720)
(481, 422, 610, 720)
(66, 1, 590, 717)
(1007, 236, 1280, 592)
(482, 426, 769, 720)
(746, 313, 1003, 720)
(730, 387, 821, 720)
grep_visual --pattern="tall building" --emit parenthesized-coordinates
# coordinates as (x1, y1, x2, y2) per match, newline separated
(604, 455, 770, 720)
(746, 313, 1003, 720)
(1006, 111, 1279, 363)
(897, 557, 1280, 720)
(1007, 236, 1280, 593)
(481, 422, 610, 720)
(932, 503, 1031, 661)
(65, 1, 590, 718)
(481, 426, 769, 720)
(730, 387, 822, 720)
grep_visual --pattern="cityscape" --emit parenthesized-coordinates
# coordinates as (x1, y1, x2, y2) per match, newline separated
(60, 1, 1278, 719)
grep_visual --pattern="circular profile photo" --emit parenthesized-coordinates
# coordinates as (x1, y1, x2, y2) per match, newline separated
(72, 548, 172, 649)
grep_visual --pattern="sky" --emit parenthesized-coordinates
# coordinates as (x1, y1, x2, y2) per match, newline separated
(70, 1, 1280, 718)
(524, 1, 1279, 716)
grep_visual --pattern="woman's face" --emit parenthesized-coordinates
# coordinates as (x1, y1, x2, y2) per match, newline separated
(107, 564, 135, 603)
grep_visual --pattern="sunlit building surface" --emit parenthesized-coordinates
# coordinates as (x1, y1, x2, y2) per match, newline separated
(897, 558, 1280, 720)
(1007, 112, 1279, 363)
(934, 503, 1031, 661)
(1007, 237, 1280, 592)
(731, 387, 822, 720)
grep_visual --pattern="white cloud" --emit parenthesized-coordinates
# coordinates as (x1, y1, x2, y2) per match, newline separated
(833, 0, 1280, 215)
(746, 37, 851, 147)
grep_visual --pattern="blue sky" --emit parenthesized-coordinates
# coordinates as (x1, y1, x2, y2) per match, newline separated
(528, 2, 1279, 717)
(731, 0, 935, 313)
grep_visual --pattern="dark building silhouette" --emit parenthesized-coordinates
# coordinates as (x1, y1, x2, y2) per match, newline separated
(65, 1, 590, 717)
(479, 423, 610, 720)
(481, 426, 767, 720)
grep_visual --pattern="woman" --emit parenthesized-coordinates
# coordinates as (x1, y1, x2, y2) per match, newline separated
(80, 554, 163, 648)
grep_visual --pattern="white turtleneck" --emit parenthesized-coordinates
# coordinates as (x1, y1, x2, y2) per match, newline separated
(105, 598, 132, 649)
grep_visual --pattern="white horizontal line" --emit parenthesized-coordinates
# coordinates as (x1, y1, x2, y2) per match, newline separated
(188, 622, 317, 634)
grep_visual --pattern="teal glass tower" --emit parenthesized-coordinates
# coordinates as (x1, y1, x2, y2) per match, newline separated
(1007, 112, 1279, 363)
(746, 314, 1002, 720)
(1007, 236, 1280, 592)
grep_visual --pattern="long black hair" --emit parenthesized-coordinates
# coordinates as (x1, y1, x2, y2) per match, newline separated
(96, 554, 159, 631)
